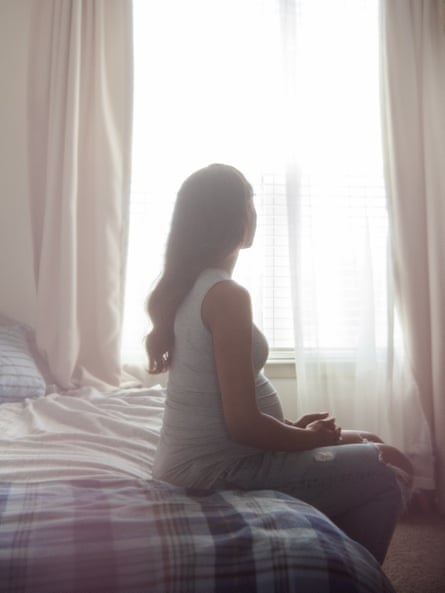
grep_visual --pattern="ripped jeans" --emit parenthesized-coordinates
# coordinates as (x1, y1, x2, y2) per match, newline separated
(214, 443, 404, 564)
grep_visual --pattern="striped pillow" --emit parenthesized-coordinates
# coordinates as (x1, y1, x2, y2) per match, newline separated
(0, 325, 46, 401)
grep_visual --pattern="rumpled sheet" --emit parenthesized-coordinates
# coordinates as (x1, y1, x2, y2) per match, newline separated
(0, 387, 164, 481)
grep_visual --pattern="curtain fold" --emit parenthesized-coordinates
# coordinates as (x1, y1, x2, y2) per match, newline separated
(380, 0, 445, 510)
(279, 0, 435, 492)
(27, 0, 133, 390)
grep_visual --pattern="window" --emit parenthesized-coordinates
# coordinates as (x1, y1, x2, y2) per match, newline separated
(122, 0, 386, 364)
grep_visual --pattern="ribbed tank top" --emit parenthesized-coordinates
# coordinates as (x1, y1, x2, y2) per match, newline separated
(152, 268, 284, 488)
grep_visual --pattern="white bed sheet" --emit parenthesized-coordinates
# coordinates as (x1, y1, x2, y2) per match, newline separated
(0, 386, 165, 482)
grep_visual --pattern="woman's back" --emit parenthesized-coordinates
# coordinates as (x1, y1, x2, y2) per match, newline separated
(152, 268, 283, 488)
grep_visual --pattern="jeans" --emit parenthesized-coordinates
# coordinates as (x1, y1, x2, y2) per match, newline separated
(214, 443, 402, 564)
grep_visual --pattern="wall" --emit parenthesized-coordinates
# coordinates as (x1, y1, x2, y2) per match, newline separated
(0, 0, 35, 325)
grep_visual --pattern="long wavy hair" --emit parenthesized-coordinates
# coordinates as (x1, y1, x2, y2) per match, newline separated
(145, 164, 253, 373)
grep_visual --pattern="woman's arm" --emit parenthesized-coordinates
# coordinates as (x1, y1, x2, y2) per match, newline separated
(201, 280, 339, 451)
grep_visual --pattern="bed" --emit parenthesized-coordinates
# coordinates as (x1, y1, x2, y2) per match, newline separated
(0, 324, 395, 592)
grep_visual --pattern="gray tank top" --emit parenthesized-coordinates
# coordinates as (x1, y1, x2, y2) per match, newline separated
(152, 268, 284, 488)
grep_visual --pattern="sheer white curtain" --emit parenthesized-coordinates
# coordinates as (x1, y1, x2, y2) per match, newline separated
(279, 0, 434, 490)
(28, 1, 133, 390)
(380, 0, 445, 508)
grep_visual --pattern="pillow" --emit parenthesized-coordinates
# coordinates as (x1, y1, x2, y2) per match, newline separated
(0, 325, 46, 402)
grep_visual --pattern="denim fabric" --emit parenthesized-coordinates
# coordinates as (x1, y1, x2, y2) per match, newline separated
(214, 442, 402, 564)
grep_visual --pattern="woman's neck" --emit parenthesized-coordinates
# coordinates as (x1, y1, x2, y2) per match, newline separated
(216, 250, 239, 275)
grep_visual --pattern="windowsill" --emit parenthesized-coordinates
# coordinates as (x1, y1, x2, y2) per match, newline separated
(264, 358, 296, 379)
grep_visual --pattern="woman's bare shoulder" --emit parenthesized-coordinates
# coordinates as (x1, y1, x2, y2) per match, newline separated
(201, 279, 251, 328)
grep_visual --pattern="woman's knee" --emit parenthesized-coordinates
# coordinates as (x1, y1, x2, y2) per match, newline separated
(360, 431, 384, 444)
(339, 429, 384, 444)
(375, 443, 413, 477)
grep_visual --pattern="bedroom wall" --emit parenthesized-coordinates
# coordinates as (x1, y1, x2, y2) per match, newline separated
(0, 0, 35, 326)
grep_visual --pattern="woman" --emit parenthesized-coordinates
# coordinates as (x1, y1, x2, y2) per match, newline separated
(146, 163, 412, 564)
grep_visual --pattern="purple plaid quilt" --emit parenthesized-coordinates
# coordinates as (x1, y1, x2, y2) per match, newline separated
(0, 478, 395, 593)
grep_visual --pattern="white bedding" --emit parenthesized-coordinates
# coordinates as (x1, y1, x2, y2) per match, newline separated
(0, 386, 165, 482)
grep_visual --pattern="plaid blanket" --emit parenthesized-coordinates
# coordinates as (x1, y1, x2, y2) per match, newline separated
(0, 478, 394, 593)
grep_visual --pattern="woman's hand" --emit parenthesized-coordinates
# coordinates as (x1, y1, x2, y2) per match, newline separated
(306, 418, 342, 446)
(287, 413, 341, 446)
(289, 412, 332, 429)
(285, 412, 335, 428)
